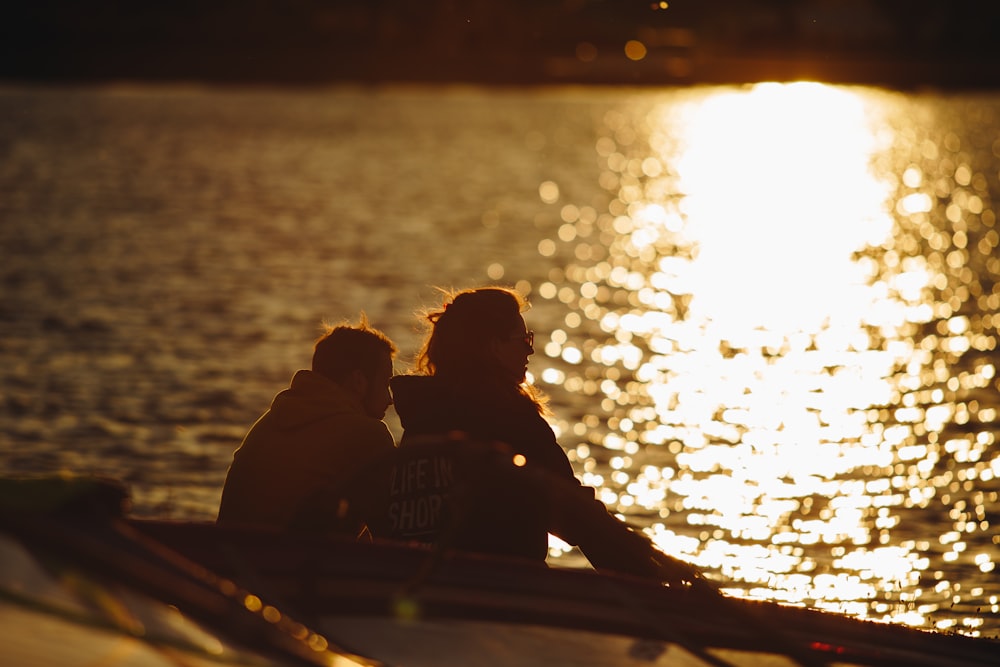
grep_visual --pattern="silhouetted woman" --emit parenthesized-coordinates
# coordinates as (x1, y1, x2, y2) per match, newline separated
(388, 286, 704, 585)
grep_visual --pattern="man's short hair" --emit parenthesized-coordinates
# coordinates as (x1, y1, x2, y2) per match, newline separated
(312, 314, 396, 382)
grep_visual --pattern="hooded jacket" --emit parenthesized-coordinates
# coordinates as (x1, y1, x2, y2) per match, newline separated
(380, 375, 709, 586)
(217, 369, 395, 532)
(390, 374, 574, 478)
(388, 374, 611, 561)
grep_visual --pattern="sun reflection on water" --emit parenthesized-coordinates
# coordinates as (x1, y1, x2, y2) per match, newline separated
(535, 83, 1000, 634)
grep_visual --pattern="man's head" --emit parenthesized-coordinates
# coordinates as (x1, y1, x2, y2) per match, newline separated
(312, 315, 396, 419)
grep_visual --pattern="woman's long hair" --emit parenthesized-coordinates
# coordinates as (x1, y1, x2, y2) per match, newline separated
(415, 287, 547, 412)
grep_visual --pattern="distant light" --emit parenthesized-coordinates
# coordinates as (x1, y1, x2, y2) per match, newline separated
(625, 40, 647, 61)
(392, 596, 420, 621)
(539, 180, 560, 203)
(307, 634, 328, 652)
(576, 42, 597, 63)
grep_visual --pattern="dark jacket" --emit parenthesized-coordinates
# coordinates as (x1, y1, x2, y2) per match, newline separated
(391, 374, 575, 479)
(217, 369, 395, 532)
(387, 374, 672, 575)
(373, 375, 709, 587)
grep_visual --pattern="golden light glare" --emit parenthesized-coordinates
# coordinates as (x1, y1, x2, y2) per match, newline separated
(539, 180, 560, 204)
(624, 40, 647, 61)
(536, 82, 1000, 634)
(673, 82, 895, 333)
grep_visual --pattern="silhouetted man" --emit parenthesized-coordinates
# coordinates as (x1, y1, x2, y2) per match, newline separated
(217, 316, 396, 535)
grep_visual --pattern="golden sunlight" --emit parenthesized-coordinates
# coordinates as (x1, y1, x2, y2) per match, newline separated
(540, 82, 999, 632)
(638, 83, 926, 615)
(673, 82, 895, 333)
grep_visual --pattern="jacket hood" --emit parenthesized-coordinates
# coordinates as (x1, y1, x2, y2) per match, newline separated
(268, 369, 367, 431)
(389, 375, 454, 432)
(390, 374, 534, 434)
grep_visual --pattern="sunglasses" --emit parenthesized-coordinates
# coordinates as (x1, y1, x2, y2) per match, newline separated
(510, 330, 534, 348)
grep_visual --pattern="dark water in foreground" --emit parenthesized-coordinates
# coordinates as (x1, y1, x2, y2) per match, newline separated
(1, 83, 998, 636)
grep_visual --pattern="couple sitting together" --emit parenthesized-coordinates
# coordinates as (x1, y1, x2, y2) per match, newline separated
(217, 286, 702, 586)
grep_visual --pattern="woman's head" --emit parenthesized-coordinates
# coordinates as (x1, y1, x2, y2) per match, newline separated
(416, 287, 535, 388)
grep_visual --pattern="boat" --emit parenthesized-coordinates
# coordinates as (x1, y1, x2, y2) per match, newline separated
(0, 476, 371, 667)
(3, 476, 998, 667)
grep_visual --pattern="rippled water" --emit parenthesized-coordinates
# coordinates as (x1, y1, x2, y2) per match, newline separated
(1, 83, 998, 636)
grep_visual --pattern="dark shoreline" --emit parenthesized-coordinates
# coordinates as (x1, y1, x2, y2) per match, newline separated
(4, 51, 999, 94)
(4, 1, 1000, 93)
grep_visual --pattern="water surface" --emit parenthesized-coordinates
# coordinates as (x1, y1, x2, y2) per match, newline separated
(1, 83, 998, 635)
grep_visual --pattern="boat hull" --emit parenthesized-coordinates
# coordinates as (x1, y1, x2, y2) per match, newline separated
(2, 475, 995, 667)
(129, 518, 1000, 667)
(0, 478, 371, 667)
